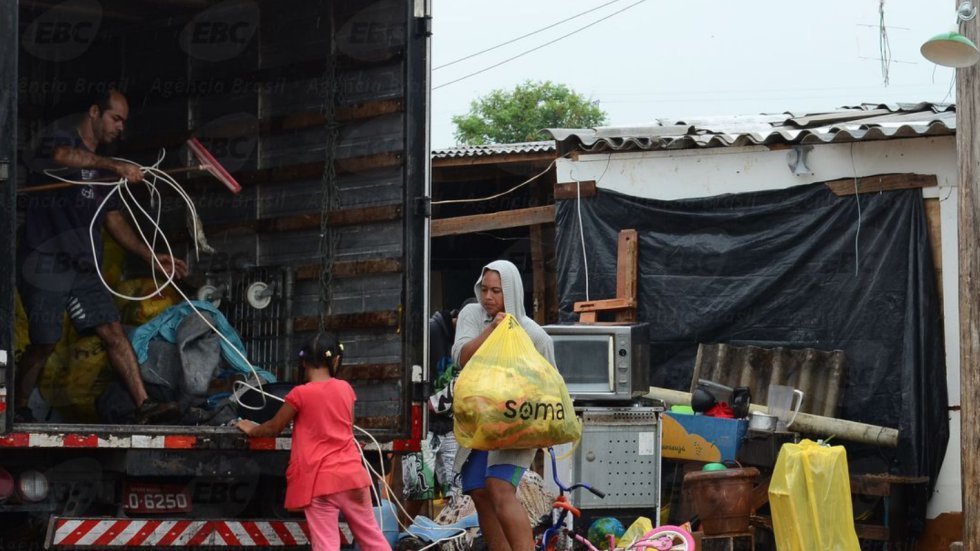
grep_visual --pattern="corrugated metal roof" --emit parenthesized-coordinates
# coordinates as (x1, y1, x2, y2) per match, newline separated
(692, 343, 846, 419)
(432, 140, 555, 159)
(547, 102, 956, 154)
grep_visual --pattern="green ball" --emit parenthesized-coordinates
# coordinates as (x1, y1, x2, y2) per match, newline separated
(586, 517, 625, 550)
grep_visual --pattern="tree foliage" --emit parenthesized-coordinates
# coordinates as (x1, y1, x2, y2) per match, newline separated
(451, 80, 607, 145)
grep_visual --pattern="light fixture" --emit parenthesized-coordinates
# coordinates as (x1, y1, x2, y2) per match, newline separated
(921, 1, 980, 68)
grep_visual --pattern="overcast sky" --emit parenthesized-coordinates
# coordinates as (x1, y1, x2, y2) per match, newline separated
(430, 0, 958, 149)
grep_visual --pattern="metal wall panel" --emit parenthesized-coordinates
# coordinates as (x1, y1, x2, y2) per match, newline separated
(1, 0, 16, 430)
(12, 0, 427, 440)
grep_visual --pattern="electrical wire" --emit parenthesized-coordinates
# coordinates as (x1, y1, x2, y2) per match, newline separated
(431, 156, 561, 206)
(48, 153, 275, 409)
(849, 143, 862, 277)
(433, 0, 648, 91)
(434, 0, 626, 71)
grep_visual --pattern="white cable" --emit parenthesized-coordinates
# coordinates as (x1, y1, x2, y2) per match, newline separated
(52, 153, 274, 409)
(849, 143, 862, 277)
(431, 157, 560, 206)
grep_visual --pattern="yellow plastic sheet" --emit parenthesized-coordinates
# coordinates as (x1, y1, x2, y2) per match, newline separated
(616, 516, 653, 548)
(453, 314, 581, 450)
(769, 439, 860, 551)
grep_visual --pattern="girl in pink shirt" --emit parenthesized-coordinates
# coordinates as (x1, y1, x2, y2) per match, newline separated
(238, 333, 389, 551)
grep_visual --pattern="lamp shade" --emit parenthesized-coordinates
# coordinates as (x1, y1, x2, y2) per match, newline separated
(921, 31, 980, 68)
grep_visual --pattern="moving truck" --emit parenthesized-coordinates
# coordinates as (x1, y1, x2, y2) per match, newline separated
(0, 0, 430, 546)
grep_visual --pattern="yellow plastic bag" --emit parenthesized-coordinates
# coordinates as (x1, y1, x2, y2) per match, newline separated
(616, 516, 653, 548)
(769, 439, 860, 551)
(453, 314, 581, 450)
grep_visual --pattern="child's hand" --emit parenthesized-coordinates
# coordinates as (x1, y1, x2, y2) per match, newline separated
(237, 418, 258, 435)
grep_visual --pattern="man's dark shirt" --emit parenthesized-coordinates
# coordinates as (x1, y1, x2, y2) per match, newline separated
(22, 128, 120, 268)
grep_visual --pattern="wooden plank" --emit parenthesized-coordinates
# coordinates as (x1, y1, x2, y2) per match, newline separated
(335, 152, 403, 174)
(336, 363, 402, 381)
(573, 297, 636, 313)
(431, 205, 555, 237)
(293, 311, 400, 332)
(824, 173, 938, 196)
(295, 259, 403, 281)
(959, 13, 980, 549)
(853, 524, 890, 541)
(335, 99, 404, 122)
(554, 181, 597, 200)
(925, 197, 944, 309)
(183, 205, 403, 241)
(530, 224, 546, 324)
(615, 229, 639, 322)
(432, 151, 555, 168)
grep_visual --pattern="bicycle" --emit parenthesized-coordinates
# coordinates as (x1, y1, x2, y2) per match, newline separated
(537, 448, 695, 551)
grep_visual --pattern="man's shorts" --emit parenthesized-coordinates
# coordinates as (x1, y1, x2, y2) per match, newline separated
(402, 431, 460, 500)
(460, 450, 527, 493)
(19, 254, 120, 344)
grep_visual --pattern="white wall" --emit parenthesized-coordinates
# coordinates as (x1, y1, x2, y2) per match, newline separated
(556, 136, 962, 516)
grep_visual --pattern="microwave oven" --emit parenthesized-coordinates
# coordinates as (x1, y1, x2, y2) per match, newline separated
(543, 323, 650, 403)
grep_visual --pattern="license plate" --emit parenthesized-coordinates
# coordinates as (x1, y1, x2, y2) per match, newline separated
(123, 483, 192, 514)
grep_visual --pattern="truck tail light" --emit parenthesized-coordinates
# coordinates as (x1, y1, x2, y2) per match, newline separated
(17, 470, 49, 502)
(0, 467, 13, 501)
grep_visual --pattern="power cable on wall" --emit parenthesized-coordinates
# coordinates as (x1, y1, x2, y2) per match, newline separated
(433, 0, 648, 91)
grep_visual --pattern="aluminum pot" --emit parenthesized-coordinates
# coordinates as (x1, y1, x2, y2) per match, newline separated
(748, 412, 778, 432)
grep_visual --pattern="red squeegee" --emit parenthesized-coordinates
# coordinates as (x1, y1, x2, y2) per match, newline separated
(187, 136, 242, 194)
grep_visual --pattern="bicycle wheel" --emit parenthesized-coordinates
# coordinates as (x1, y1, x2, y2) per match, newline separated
(636, 525, 694, 551)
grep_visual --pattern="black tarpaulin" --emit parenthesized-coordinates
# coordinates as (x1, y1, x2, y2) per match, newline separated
(555, 183, 948, 487)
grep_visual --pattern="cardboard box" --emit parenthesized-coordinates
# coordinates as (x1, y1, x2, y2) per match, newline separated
(661, 413, 747, 462)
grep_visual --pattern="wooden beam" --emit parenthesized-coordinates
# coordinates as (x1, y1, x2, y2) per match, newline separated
(530, 224, 546, 324)
(431, 205, 555, 237)
(615, 229, 639, 322)
(335, 152, 403, 174)
(573, 298, 636, 313)
(180, 205, 403, 242)
(554, 181, 597, 200)
(336, 363, 402, 381)
(295, 259, 403, 281)
(959, 5, 980, 547)
(925, 198, 944, 309)
(293, 311, 400, 332)
(432, 151, 555, 168)
(824, 173, 938, 196)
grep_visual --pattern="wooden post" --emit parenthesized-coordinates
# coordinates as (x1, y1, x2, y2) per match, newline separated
(958, 3, 980, 547)
(530, 224, 546, 324)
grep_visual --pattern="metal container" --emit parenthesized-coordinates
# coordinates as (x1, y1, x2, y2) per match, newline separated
(571, 406, 662, 510)
(748, 412, 778, 432)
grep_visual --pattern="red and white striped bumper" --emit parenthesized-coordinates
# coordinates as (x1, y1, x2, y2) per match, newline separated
(45, 518, 342, 547)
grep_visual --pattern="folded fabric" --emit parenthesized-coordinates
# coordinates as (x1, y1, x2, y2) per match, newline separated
(130, 300, 275, 383)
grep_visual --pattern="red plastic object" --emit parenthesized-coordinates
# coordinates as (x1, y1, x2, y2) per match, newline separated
(187, 137, 242, 193)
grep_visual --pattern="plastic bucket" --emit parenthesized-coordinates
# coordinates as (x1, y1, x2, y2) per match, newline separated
(683, 467, 761, 535)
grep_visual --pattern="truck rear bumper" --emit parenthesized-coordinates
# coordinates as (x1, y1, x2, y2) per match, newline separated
(44, 517, 341, 548)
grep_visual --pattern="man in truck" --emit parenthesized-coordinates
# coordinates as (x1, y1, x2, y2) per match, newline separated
(16, 89, 186, 425)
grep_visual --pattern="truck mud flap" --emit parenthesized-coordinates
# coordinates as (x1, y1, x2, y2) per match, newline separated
(44, 517, 353, 548)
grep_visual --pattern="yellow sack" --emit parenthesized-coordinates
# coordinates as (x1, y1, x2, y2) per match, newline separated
(769, 439, 860, 551)
(453, 314, 581, 450)
(616, 516, 653, 549)
(117, 279, 179, 325)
